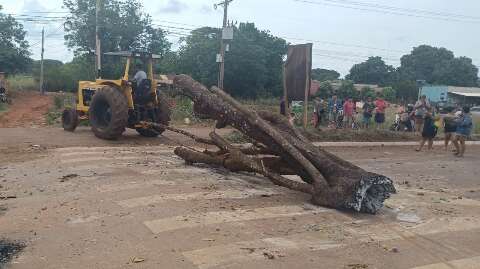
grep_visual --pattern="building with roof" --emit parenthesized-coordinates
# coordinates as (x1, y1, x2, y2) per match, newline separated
(419, 85, 480, 106)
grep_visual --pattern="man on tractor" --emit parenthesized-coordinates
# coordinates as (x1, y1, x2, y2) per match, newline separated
(133, 63, 147, 88)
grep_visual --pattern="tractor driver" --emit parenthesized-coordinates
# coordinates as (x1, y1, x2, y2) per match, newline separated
(132, 63, 147, 88)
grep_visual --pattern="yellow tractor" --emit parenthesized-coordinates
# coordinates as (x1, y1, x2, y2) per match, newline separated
(62, 51, 171, 140)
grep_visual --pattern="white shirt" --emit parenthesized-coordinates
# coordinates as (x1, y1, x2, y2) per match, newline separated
(134, 70, 147, 87)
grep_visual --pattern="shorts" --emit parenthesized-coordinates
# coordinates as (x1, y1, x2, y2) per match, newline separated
(375, 113, 385, 124)
(415, 117, 424, 125)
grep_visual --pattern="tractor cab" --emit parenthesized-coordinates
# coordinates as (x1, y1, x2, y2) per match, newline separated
(62, 51, 171, 140)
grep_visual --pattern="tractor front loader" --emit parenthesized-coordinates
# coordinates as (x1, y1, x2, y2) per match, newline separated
(62, 51, 171, 140)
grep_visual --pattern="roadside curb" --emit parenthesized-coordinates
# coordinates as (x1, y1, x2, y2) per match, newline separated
(313, 141, 480, 147)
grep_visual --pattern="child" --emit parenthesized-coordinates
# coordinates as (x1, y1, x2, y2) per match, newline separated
(416, 111, 438, 151)
(442, 107, 457, 151)
(452, 106, 473, 157)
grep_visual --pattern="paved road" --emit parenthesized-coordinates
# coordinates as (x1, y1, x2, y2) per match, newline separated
(1, 142, 480, 269)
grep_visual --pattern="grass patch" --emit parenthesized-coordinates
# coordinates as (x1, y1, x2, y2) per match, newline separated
(45, 93, 75, 126)
(6, 75, 37, 94)
(0, 103, 8, 113)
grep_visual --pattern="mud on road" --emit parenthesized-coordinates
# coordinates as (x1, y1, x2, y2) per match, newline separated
(1, 126, 480, 269)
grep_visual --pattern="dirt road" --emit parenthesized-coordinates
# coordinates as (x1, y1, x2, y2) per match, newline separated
(0, 92, 52, 128)
(1, 127, 480, 269)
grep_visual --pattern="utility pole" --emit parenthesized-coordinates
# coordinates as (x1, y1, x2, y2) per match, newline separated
(215, 0, 233, 90)
(95, 0, 102, 79)
(40, 27, 45, 95)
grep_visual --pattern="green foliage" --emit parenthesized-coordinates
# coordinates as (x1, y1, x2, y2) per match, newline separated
(337, 80, 358, 99)
(177, 23, 287, 98)
(346, 56, 394, 85)
(392, 80, 417, 102)
(0, 102, 8, 112)
(7, 75, 36, 92)
(314, 81, 334, 99)
(0, 5, 31, 73)
(311, 68, 340, 82)
(63, 0, 171, 78)
(398, 45, 478, 87)
(360, 86, 376, 100)
(382, 87, 396, 102)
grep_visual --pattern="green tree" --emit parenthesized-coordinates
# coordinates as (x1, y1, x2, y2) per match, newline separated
(63, 0, 171, 78)
(337, 80, 358, 99)
(0, 5, 31, 73)
(314, 81, 334, 99)
(311, 68, 340, 82)
(360, 86, 376, 100)
(382, 86, 396, 102)
(392, 80, 418, 102)
(398, 45, 478, 86)
(177, 23, 287, 98)
(346, 56, 394, 85)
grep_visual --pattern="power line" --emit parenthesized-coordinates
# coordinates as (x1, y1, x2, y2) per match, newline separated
(292, 0, 480, 24)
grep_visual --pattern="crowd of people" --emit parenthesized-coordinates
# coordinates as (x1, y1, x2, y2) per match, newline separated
(307, 94, 474, 157)
(312, 93, 389, 130)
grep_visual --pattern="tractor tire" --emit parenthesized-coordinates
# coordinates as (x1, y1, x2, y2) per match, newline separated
(136, 92, 171, 137)
(89, 86, 128, 140)
(62, 108, 79, 132)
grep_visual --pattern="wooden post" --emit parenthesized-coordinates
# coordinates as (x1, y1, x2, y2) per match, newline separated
(303, 44, 312, 129)
(283, 63, 288, 116)
(40, 27, 45, 95)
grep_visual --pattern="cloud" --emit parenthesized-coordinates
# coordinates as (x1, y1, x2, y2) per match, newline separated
(159, 0, 188, 14)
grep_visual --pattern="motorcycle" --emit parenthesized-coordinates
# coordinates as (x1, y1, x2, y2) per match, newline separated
(0, 87, 12, 104)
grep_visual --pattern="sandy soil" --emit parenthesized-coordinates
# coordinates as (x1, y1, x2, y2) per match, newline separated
(1, 126, 480, 269)
(0, 92, 52, 128)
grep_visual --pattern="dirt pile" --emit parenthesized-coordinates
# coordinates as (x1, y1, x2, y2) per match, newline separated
(0, 92, 52, 128)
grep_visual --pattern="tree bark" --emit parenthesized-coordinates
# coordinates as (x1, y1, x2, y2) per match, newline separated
(172, 74, 396, 214)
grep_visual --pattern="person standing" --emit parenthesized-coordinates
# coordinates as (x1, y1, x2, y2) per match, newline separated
(442, 107, 457, 151)
(452, 106, 473, 157)
(343, 98, 355, 128)
(313, 97, 326, 128)
(328, 95, 341, 126)
(374, 94, 387, 129)
(414, 95, 431, 134)
(416, 111, 438, 151)
(362, 97, 375, 129)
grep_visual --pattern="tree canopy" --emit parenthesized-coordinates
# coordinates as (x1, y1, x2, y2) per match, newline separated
(346, 56, 394, 85)
(177, 23, 287, 98)
(311, 68, 340, 82)
(398, 45, 478, 87)
(63, 0, 171, 78)
(0, 5, 31, 73)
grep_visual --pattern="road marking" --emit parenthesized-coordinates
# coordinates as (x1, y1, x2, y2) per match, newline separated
(410, 256, 480, 269)
(60, 156, 176, 164)
(182, 216, 480, 269)
(53, 146, 175, 153)
(144, 205, 331, 234)
(183, 233, 341, 269)
(96, 180, 177, 193)
(117, 188, 278, 208)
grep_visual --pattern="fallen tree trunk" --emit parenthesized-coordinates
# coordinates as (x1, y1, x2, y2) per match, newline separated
(171, 75, 396, 214)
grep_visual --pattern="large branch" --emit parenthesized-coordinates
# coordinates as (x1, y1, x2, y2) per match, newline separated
(172, 75, 396, 214)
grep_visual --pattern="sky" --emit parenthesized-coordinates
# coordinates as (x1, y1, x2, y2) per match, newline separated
(1, 0, 480, 76)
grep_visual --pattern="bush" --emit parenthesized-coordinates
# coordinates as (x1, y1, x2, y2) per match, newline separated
(6, 75, 37, 93)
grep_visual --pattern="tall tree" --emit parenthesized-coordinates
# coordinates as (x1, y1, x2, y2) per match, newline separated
(0, 5, 31, 73)
(398, 45, 478, 86)
(311, 68, 340, 82)
(63, 0, 171, 78)
(177, 23, 287, 98)
(346, 56, 394, 85)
